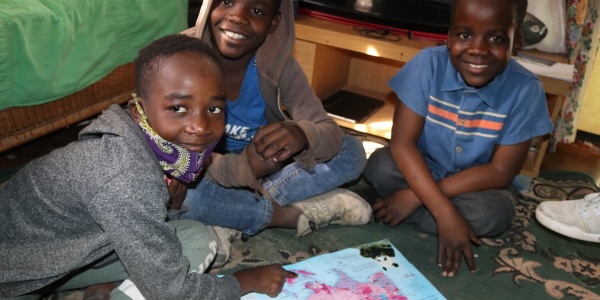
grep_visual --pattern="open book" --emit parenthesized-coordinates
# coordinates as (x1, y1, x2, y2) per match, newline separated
(241, 239, 446, 300)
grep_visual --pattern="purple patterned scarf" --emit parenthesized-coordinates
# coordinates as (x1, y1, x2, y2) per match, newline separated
(133, 95, 215, 183)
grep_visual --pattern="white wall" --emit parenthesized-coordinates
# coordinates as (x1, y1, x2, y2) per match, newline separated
(577, 30, 600, 135)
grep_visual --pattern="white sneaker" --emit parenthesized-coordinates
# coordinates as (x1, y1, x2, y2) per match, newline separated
(536, 192, 600, 243)
(293, 188, 372, 237)
(206, 225, 242, 267)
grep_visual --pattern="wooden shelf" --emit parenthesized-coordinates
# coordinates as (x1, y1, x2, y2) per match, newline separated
(295, 15, 437, 64)
(294, 15, 570, 178)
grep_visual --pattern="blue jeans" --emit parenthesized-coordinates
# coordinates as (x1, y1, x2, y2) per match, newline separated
(363, 147, 517, 237)
(181, 135, 367, 235)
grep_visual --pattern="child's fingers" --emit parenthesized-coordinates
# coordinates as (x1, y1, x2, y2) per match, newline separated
(464, 248, 477, 273)
(265, 267, 291, 297)
(267, 289, 278, 298)
(274, 148, 293, 163)
(469, 230, 481, 246)
(286, 270, 298, 278)
(441, 247, 457, 277)
(437, 244, 444, 269)
(465, 254, 477, 273)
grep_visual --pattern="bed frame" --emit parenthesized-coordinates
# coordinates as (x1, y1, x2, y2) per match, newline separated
(0, 63, 135, 153)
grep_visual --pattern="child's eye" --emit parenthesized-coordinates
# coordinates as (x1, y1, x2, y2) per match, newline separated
(459, 33, 470, 39)
(490, 36, 503, 43)
(208, 106, 223, 114)
(170, 106, 187, 113)
(221, 0, 232, 7)
(251, 8, 264, 16)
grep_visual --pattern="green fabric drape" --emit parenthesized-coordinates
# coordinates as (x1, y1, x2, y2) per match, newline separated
(0, 0, 188, 110)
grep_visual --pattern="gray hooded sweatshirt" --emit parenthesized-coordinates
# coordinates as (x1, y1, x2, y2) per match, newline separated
(0, 105, 239, 299)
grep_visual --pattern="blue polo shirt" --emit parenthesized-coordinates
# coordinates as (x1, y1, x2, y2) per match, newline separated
(389, 46, 553, 180)
(220, 57, 267, 153)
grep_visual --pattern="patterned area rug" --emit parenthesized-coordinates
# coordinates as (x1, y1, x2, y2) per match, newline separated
(521, 171, 600, 202)
(213, 172, 600, 300)
(4, 156, 600, 299)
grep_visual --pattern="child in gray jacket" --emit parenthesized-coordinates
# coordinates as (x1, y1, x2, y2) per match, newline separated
(0, 34, 295, 300)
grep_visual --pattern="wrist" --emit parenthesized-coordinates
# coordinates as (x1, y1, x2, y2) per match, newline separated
(233, 270, 256, 295)
(429, 200, 457, 220)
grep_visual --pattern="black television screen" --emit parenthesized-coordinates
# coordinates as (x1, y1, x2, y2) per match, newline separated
(299, 0, 453, 34)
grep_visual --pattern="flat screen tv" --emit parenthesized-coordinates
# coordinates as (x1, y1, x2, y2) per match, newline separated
(299, 0, 453, 34)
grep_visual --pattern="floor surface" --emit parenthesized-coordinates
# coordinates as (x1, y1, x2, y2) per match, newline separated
(541, 131, 600, 185)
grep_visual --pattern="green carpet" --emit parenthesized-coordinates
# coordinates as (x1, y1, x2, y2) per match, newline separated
(213, 172, 600, 299)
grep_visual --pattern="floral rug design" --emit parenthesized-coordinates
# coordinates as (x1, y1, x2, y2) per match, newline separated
(520, 171, 599, 202)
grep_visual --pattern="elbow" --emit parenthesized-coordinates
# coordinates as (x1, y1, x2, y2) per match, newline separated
(496, 176, 515, 189)
(490, 167, 521, 189)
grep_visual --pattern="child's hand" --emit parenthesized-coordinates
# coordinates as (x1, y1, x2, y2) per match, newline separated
(435, 210, 480, 278)
(252, 123, 308, 163)
(234, 264, 298, 297)
(166, 176, 188, 210)
(246, 142, 282, 179)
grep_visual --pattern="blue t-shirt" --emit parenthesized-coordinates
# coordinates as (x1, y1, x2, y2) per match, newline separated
(220, 57, 267, 152)
(388, 46, 553, 179)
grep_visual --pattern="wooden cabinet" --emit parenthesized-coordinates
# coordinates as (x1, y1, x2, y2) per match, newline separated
(293, 15, 570, 177)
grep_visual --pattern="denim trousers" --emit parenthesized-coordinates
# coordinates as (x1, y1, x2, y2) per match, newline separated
(2, 220, 215, 300)
(363, 147, 517, 237)
(181, 135, 367, 235)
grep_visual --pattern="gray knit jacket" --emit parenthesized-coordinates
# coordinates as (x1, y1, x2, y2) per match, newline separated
(0, 105, 240, 299)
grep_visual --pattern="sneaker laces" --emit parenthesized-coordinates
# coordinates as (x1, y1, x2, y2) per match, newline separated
(296, 220, 318, 237)
(584, 192, 600, 203)
(295, 220, 332, 248)
(581, 193, 600, 218)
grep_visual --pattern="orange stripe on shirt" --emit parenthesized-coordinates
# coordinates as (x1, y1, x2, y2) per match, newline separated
(428, 104, 503, 131)
(462, 119, 503, 131)
(428, 104, 457, 122)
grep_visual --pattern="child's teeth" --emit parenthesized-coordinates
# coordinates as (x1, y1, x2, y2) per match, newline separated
(225, 31, 246, 39)
(469, 63, 487, 69)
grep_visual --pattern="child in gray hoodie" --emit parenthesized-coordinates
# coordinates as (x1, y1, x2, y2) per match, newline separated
(0, 34, 295, 300)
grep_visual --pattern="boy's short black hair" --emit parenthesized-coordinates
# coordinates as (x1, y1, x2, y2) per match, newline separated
(451, 0, 528, 32)
(135, 34, 218, 99)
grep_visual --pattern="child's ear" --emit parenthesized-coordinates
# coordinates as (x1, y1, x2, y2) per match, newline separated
(268, 11, 282, 34)
(128, 99, 143, 124)
(511, 32, 524, 56)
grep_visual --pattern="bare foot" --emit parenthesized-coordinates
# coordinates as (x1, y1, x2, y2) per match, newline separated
(82, 282, 116, 300)
(373, 189, 422, 227)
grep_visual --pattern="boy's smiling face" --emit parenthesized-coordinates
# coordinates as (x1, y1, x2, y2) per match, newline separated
(447, 0, 522, 88)
(137, 52, 226, 152)
(209, 0, 281, 60)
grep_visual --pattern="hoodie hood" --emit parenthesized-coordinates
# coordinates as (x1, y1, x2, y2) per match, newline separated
(255, 0, 296, 82)
(78, 104, 150, 157)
